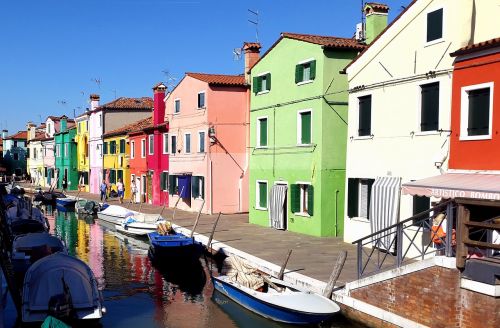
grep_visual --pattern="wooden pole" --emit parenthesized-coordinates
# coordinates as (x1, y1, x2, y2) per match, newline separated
(456, 204, 470, 270)
(323, 250, 347, 299)
(278, 249, 293, 280)
(190, 199, 205, 238)
(171, 186, 185, 224)
(157, 193, 168, 221)
(206, 212, 222, 253)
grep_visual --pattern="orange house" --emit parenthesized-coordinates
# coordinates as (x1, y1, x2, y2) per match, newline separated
(449, 38, 500, 170)
(128, 117, 153, 203)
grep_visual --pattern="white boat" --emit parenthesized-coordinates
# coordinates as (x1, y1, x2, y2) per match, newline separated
(96, 205, 138, 224)
(11, 233, 66, 274)
(22, 252, 106, 323)
(115, 215, 165, 236)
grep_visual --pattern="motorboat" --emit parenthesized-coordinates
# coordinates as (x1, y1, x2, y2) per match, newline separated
(147, 224, 203, 263)
(211, 256, 340, 325)
(115, 214, 165, 237)
(55, 195, 78, 207)
(21, 252, 106, 323)
(96, 205, 137, 224)
(75, 200, 100, 215)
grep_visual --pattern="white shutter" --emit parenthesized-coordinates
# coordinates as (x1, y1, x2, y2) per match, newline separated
(359, 180, 369, 218)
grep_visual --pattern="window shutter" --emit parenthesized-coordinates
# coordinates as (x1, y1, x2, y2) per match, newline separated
(468, 88, 490, 136)
(200, 177, 204, 199)
(421, 83, 439, 131)
(301, 112, 311, 144)
(266, 73, 271, 91)
(295, 64, 304, 84)
(347, 178, 359, 218)
(260, 119, 268, 146)
(309, 60, 316, 80)
(168, 175, 175, 194)
(307, 184, 314, 216)
(290, 184, 300, 213)
(253, 76, 261, 93)
(259, 182, 267, 208)
(367, 179, 375, 220)
(426, 9, 443, 42)
(191, 176, 197, 198)
(358, 96, 372, 136)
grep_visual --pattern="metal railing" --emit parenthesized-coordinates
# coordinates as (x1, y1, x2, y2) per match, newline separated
(352, 200, 456, 279)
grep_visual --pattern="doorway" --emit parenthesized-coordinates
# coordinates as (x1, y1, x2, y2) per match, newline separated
(271, 181, 288, 230)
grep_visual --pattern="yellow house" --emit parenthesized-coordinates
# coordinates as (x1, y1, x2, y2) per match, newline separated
(102, 128, 131, 199)
(75, 112, 90, 191)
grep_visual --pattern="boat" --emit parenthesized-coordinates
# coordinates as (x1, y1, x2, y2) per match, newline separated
(147, 224, 203, 263)
(75, 200, 100, 215)
(21, 252, 106, 323)
(96, 205, 138, 224)
(211, 256, 340, 325)
(55, 195, 78, 207)
(115, 215, 165, 237)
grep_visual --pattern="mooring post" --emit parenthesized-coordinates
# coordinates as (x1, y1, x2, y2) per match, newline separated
(323, 250, 347, 299)
(278, 249, 293, 280)
(190, 199, 205, 238)
(171, 186, 185, 224)
(206, 212, 222, 253)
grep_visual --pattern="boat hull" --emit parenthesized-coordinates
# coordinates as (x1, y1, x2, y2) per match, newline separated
(147, 232, 203, 263)
(115, 223, 156, 236)
(212, 277, 337, 325)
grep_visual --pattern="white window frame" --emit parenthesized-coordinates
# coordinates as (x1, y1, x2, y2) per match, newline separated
(297, 109, 313, 146)
(194, 176, 204, 199)
(184, 133, 191, 154)
(424, 6, 445, 47)
(296, 58, 315, 86)
(255, 180, 268, 210)
(256, 71, 270, 95)
(163, 133, 168, 154)
(171, 135, 177, 155)
(174, 98, 181, 114)
(256, 116, 268, 149)
(148, 135, 154, 155)
(162, 171, 169, 191)
(64, 143, 68, 157)
(198, 130, 205, 153)
(130, 141, 135, 159)
(141, 138, 146, 158)
(460, 82, 494, 141)
(197, 91, 206, 109)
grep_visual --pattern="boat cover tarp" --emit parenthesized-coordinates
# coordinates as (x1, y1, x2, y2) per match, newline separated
(100, 205, 135, 218)
(13, 233, 64, 252)
(221, 256, 264, 290)
(23, 253, 99, 310)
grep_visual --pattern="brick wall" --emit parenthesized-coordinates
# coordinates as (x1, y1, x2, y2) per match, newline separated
(349, 266, 500, 327)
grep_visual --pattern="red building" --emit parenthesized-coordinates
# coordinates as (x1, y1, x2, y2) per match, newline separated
(128, 117, 153, 203)
(449, 38, 500, 170)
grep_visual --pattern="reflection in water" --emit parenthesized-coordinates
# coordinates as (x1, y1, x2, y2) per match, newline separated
(1, 207, 361, 328)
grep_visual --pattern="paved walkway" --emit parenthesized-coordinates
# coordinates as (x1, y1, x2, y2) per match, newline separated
(28, 185, 359, 285)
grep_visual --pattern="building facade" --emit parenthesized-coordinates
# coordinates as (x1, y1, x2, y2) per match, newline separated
(103, 131, 130, 199)
(54, 119, 78, 190)
(128, 118, 153, 203)
(75, 111, 90, 191)
(26, 122, 45, 185)
(2, 130, 27, 177)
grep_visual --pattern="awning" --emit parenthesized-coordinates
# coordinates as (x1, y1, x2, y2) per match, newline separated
(402, 173, 500, 201)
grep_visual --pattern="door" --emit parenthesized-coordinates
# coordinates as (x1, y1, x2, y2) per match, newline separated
(141, 175, 147, 202)
(270, 182, 288, 230)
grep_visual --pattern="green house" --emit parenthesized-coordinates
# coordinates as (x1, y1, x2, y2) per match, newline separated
(54, 118, 78, 190)
(249, 32, 365, 237)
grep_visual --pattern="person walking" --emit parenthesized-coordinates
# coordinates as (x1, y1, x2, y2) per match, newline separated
(130, 179, 137, 204)
(100, 181, 108, 202)
(117, 178, 124, 204)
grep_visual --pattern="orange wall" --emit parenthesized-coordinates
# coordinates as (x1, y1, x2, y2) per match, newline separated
(449, 51, 500, 170)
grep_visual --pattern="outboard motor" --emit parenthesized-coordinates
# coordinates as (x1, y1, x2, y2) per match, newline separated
(48, 276, 74, 321)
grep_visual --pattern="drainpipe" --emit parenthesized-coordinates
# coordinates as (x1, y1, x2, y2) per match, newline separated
(210, 158, 213, 215)
(335, 189, 339, 236)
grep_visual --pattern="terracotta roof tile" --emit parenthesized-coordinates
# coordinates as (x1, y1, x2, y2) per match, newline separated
(104, 117, 154, 138)
(243, 42, 262, 50)
(98, 97, 153, 110)
(185, 72, 246, 86)
(128, 117, 154, 135)
(4, 131, 27, 140)
(31, 131, 49, 142)
(451, 37, 500, 57)
(47, 115, 75, 123)
(281, 32, 366, 50)
(365, 3, 390, 12)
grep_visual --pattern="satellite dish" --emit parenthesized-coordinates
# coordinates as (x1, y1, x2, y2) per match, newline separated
(233, 47, 242, 61)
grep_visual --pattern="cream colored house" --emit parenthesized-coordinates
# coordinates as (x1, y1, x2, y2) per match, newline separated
(343, 0, 500, 244)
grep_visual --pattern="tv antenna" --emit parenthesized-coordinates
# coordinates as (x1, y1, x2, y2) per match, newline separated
(248, 9, 259, 42)
(162, 69, 178, 89)
(57, 100, 67, 106)
(91, 77, 102, 89)
(233, 47, 243, 61)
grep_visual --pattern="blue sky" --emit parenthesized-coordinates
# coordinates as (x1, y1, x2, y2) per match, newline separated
(0, 0, 409, 134)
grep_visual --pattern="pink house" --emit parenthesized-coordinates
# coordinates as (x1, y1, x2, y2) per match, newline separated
(165, 70, 252, 214)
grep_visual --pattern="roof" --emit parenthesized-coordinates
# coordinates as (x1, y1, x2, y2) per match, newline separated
(365, 2, 390, 12)
(128, 117, 154, 135)
(104, 117, 154, 138)
(185, 72, 246, 86)
(30, 131, 48, 142)
(402, 173, 500, 201)
(343, 0, 417, 73)
(251, 32, 366, 72)
(97, 97, 153, 111)
(4, 131, 27, 140)
(450, 37, 500, 57)
(46, 115, 75, 123)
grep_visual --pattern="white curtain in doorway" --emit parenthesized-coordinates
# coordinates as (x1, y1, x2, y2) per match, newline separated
(269, 184, 288, 230)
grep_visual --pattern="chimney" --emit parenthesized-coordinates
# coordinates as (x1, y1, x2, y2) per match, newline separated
(60, 116, 67, 133)
(1, 130, 7, 139)
(243, 42, 262, 84)
(26, 122, 36, 140)
(90, 94, 100, 111)
(152, 82, 166, 125)
(363, 3, 389, 44)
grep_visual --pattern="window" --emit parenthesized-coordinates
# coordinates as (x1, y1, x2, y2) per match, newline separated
(413, 196, 430, 216)
(295, 60, 316, 84)
(168, 175, 178, 194)
(347, 178, 375, 219)
(161, 171, 169, 191)
(64, 144, 68, 157)
(185, 133, 191, 153)
(461, 83, 493, 139)
(130, 141, 135, 159)
(420, 82, 440, 132)
(141, 139, 146, 158)
(198, 131, 205, 153)
(103, 142, 108, 155)
(298, 110, 312, 145)
(174, 99, 181, 114)
(257, 117, 268, 148)
(117, 169, 123, 183)
(253, 73, 271, 94)
(171, 135, 177, 155)
(13, 141, 17, 148)
(13, 153, 19, 161)
(163, 133, 168, 154)
(197, 92, 206, 109)
(56, 144, 61, 157)
(426, 8, 443, 43)
(191, 176, 204, 199)
(110, 141, 116, 154)
(148, 135, 154, 155)
(109, 170, 116, 184)
(256, 180, 268, 210)
(78, 122, 82, 133)
(99, 114, 102, 127)
(358, 95, 372, 137)
(291, 183, 314, 216)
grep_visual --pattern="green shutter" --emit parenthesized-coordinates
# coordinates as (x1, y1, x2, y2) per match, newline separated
(266, 73, 271, 91)
(259, 118, 267, 147)
(301, 112, 311, 144)
(347, 178, 359, 217)
(295, 64, 304, 84)
(191, 176, 199, 198)
(258, 182, 267, 208)
(103, 142, 108, 154)
(253, 76, 261, 94)
(307, 184, 314, 216)
(290, 184, 300, 213)
(200, 177, 204, 199)
(168, 175, 175, 194)
(117, 170, 123, 183)
(120, 139, 126, 153)
(309, 60, 316, 80)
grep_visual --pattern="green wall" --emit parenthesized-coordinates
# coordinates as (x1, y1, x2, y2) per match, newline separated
(248, 38, 357, 237)
(55, 128, 78, 190)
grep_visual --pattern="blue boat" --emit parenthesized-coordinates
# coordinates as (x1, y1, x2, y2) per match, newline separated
(147, 231, 203, 263)
(55, 195, 78, 207)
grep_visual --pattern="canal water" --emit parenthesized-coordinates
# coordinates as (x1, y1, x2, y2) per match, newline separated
(3, 206, 363, 328)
